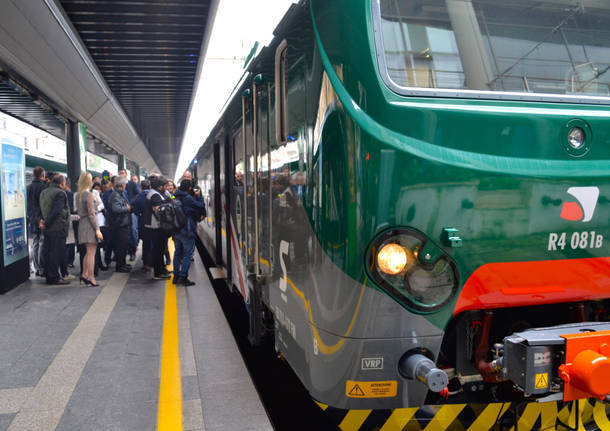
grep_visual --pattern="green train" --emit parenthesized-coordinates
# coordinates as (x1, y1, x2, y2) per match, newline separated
(24, 155, 107, 184)
(193, 0, 610, 428)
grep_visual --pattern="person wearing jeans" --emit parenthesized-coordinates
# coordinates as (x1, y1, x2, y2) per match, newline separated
(172, 179, 206, 286)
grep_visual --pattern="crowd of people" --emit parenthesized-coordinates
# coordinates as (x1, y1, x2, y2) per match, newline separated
(27, 167, 205, 287)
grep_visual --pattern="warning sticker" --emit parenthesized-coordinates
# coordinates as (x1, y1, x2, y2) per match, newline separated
(345, 380, 398, 398)
(535, 373, 549, 390)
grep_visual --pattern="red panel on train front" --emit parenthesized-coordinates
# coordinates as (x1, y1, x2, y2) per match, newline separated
(454, 257, 610, 315)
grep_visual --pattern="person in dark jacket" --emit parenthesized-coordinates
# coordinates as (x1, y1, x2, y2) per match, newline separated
(60, 180, 76, 280)
(133, 179, 152, 271)
(172, 179, 206, 286)
(125, 174, 140, 261)
(109, 175, 131, 272)
(27, 167, 46, 276)
(144, 176, 170, 279)
(39, 174, 70, 285)
(101, 179, 114, 266)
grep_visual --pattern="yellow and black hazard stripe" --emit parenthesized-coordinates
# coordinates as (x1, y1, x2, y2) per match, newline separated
(315, 399, 610, 431)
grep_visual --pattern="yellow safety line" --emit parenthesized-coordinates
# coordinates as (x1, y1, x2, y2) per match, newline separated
(157, 240, 183, 431)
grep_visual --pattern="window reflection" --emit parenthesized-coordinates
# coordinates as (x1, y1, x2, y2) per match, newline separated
(380, 0, 610, 96)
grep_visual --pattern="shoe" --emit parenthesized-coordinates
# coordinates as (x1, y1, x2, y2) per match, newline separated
(80, 276, 100, 287)
(48, 279, 70, 285)
(153, 273, 172, 280)
(172, 275, 182, 285)
(141, 265, 152, 273)
(68, 264, 75, 268)
(116, 266, 131, 273)
(62, 274, 76, 281)
(36, 271, 45, 277)
(129, 254, 135, 262)
(180, 278, 195, 287)
(100, 264, 109, 271)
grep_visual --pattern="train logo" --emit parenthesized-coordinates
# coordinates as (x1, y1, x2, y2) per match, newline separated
(560, 186, 600, 222)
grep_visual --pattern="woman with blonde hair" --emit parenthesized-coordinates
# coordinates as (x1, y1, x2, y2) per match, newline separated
(77, 172, 103, 286)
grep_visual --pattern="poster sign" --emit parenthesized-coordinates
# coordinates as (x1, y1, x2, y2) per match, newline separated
(1, 138, 27, 266)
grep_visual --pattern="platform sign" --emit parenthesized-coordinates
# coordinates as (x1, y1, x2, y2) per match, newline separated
(0, 138, 27, 266)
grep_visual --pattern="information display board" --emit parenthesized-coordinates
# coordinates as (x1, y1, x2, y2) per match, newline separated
(0, 138, 27, 266)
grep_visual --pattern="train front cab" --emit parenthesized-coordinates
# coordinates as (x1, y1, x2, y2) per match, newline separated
(195, 0, 610, 429)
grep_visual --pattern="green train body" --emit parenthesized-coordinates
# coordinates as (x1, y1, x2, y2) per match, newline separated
(194, 0, 610, 428)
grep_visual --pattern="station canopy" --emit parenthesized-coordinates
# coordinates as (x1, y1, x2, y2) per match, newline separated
(59, 0, 214, 177)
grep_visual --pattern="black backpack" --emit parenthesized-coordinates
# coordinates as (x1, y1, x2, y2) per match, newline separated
(157, 198, 186, 233)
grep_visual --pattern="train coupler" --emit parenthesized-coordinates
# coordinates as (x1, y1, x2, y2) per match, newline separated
(501, 321, 610, 401)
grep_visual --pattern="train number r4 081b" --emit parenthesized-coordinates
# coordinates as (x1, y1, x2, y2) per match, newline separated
(547, 231, 604, 251)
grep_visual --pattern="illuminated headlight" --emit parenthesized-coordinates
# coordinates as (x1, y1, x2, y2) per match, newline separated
(368, 229, 459, 313)
(377, 243, 408, 275)
(568, 127, 585, 149)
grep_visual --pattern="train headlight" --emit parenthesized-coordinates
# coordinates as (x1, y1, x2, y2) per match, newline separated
(377, 243, 408, 275)
(368, 229, 459, 313)
(568, 127, 585, 150)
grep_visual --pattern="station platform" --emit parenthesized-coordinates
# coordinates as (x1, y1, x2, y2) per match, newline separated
(0, 250, 272, 431)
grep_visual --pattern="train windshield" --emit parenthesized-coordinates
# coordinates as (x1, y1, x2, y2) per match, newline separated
(376, 0, 610, 101)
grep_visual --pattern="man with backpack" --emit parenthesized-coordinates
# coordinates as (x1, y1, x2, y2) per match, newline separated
(172, 179, 206, 286)
(145, 176, 171, 280)
(109, 175, 132, 273)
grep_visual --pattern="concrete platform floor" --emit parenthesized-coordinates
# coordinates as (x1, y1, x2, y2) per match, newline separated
(0, 250, 272, 431)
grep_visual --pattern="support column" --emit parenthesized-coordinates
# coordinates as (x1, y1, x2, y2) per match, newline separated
(446, 0, 494, 90)
(66, 120, 87, 191)
(117, 155, 126, 172)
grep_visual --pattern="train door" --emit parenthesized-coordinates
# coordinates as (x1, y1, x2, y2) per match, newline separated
(213, 138, 224, 265)
(223, 132, 232, 286)
(196, 145, 216, 255)
(230, 126, 247, 298)
(218, 134, 231, 269)
(272, 40, 310, 282)
(231, 91, 254, 301)
(253, 76, 272, 278)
